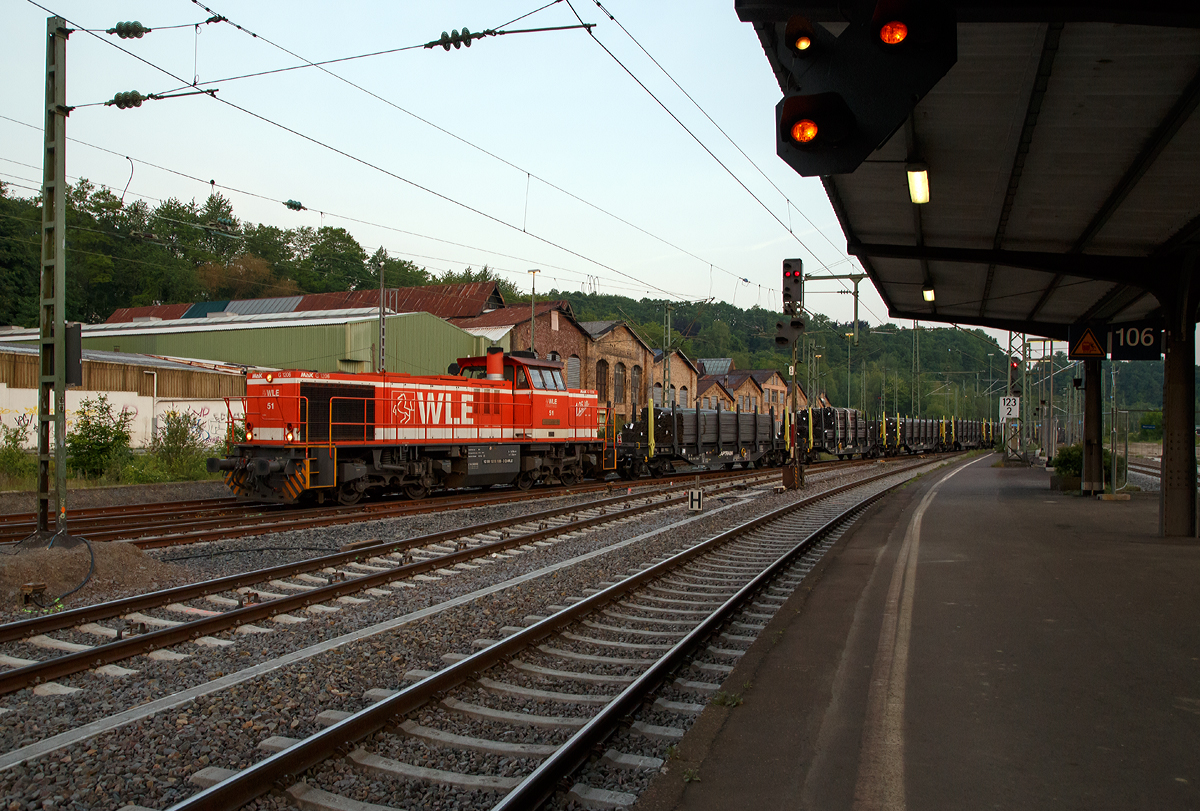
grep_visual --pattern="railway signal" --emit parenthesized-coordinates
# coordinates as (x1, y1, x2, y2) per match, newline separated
(775, 317, 806, 347)
(782, 258, 802, 315)
(771, 2, 957, 176)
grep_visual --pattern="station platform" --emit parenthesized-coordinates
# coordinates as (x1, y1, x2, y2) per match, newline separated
(636, 453, 1200, 811)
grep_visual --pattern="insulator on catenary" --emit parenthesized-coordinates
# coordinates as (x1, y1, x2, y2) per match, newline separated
(108, 21, 150, 39)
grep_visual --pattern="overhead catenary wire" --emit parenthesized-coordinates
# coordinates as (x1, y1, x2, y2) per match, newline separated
(562, 0, 837, 276)
(16, 2, 874, 322)
(183, 0, 749, 290)
(569, 0, 885, 320)
(589, 0, 851, 265)
(23, 0, 691, 301)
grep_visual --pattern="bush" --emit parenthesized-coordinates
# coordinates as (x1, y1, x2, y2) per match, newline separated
(66, 394, 133, 478)
(0, 414, 35, 482)
(150, 410, 211, 480)
(1050, 442, 1125, 483)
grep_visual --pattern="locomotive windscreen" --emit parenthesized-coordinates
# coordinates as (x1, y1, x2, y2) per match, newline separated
(300, 382, 377, 442)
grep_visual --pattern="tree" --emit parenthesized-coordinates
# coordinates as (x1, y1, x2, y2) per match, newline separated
(368, 247, 431, 289)
(293, 226, 369, 292)
(198, 253, 298, 300)
(0, 186, 40, 327)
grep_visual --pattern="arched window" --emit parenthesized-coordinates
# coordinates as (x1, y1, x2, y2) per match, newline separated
(680, 386, 688, 408)
(567, 355, 580, 389)
(631, 365, 642, 409)
(615, 362, 627, 404)
(669, 384, 677, 406)
(548, 351, 561, 361)
(653, 382, 663, 406)
(596, 359, 609, 402)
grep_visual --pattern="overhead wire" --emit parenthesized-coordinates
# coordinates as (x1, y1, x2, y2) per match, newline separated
(18, 2, 874, 322)
(0, 111, 671, 298)
(24, 0, 692, 300)
(568, 0, 885, 321)
(183, 0, 748, 288)
(588, 0, 850, 265)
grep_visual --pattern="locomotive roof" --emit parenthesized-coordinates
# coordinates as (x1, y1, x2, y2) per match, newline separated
(457, 353, 564, 369)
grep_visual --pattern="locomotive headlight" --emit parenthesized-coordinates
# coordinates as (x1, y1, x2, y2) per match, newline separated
(245, 422, 253, 442)
(265, 373, 274, 383)
(286, 423, 294, 442)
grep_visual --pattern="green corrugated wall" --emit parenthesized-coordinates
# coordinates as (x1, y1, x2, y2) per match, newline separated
(78, 313, 505, 374)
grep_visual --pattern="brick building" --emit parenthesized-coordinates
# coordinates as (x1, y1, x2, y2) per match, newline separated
(751, 370, 792, 412)
(695, 377, 735, 410)
(579, 321, 656, 424)
(453, 301, 592, 388)
(650, 350, 701, 409)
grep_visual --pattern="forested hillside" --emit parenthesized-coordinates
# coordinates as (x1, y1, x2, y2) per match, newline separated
(1, 181, 1191, 418)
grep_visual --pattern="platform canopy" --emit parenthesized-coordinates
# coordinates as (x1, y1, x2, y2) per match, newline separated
(736, 1, 1200, 339)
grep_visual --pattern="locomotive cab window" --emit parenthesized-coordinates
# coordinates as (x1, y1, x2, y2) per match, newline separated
(513, 368, 530, 389)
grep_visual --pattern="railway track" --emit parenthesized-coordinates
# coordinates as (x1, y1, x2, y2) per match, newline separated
(164, 456, 940, 811)
(0, 469, 792, 698)
(0, 464, 819, 548)
(0, 455, 958, 809)
(1127, 460, 1162, 478)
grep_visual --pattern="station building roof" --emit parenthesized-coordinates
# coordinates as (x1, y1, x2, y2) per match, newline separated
(736, 1, 1200, 339)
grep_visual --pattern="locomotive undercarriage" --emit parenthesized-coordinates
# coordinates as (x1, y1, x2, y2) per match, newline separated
(214, 442, 596, 505)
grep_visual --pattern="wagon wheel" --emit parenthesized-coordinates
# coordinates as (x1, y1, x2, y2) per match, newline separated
(618, 461, 637, 481)
(337, 483, 363, 506)
(403, 482, 428, 500)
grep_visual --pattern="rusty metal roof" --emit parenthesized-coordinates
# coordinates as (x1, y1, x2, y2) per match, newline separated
(453, 300, 578, 328)
(296, 282, 505, 319)
(105, 304, 193, 323)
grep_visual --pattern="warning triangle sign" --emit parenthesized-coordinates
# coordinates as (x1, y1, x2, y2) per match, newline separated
(1070, 327, 1106, 359)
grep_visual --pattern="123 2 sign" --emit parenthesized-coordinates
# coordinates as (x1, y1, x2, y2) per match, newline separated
(1110, 323, 1162, 361)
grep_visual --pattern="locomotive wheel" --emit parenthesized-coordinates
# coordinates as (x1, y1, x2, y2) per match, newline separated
(559, 468, 581, 486)
(337, 483, 363, 506)
(516, 472, 535, 490)
(403, 482, 428, 500)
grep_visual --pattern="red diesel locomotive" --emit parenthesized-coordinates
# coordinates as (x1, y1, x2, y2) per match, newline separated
(209, 348, 606, 504)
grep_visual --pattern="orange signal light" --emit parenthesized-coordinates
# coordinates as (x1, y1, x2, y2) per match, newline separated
(879, 21, 908, 44)
(794, 35, 812, 51)
(791, 119, 818, 144)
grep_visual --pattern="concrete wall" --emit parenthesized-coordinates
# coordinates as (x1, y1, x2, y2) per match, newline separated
(0, 384, 241, 450)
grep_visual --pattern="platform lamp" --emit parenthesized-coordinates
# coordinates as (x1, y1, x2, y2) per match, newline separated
(528, 269, 540, 357)
(907, 162, 930, 204)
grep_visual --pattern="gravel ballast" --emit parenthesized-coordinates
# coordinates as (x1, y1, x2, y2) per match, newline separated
(0, 460, 939, 810)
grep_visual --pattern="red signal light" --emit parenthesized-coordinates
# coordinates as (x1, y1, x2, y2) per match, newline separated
(791, 119, 819, 144)
(879, 21, 908, 44)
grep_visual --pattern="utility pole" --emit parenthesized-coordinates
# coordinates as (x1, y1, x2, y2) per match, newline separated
(377, 253, 385, 372)
(31, 17, 71, 545)
(662, 304, 673, 406)
(528, 269, 540, 356)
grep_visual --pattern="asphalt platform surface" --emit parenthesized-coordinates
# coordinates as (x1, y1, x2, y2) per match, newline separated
(635, 453, 1200, 811)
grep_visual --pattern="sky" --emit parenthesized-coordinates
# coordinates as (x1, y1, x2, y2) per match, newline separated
(3, 0, 1192, 366)
(1, 0, 887, 320)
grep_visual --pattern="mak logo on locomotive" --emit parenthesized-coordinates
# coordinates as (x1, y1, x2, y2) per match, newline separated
(392, 391, 475, 426)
